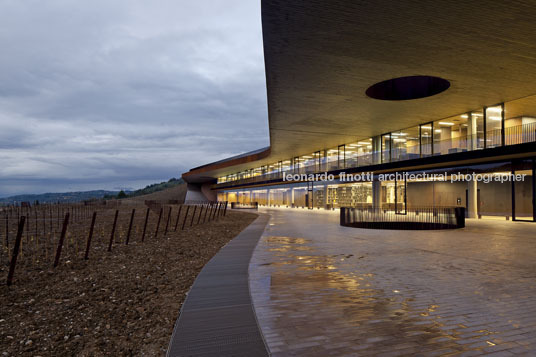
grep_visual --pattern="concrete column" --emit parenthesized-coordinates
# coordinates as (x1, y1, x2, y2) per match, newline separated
(372, 179, 381, 210)
(291, 188, 295, 207)
(267, 188, 271, 206)
(372, 136, 382, 165)
(467, 179, 478, 218)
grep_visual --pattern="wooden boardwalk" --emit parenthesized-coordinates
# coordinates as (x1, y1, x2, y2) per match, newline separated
(167, 214, 269, 357)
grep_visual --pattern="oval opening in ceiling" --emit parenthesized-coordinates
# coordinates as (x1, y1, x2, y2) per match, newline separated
(366, 75, 450, 101)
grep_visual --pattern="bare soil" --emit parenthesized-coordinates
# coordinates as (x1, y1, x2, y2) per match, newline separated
(0, 209, 257, 356)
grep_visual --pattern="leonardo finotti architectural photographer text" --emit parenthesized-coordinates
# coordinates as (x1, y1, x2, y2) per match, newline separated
(283, 171, 527, 184)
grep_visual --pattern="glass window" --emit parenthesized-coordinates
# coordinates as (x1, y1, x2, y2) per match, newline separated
(404, 126, 420, 159)
(469, 109, 484, 149)
(326, 148, 338, 170)
(381, 134, 391, 163)
(281, 160, 291, 174)
(486, 105, 503, 148)
(318, 150, 327, 171)
(433, 117, 463, 155)
(395, 176, 406, 214)
(381, 180, 396, 210)
(290, 158, 296, 173)
(453, 113, 470, 152)
(338, 145, 345, 169)
(391, 131, 407, 161)
(355, 138, 373, 166)
(345, 142, 359, 168)
(504, 95, 536, 145)
(300, 154, 316, 173)
(266, 163, 278, 175)
(313, 151, 322, 172)
(432, 124, 443, 155)
(420, 123, 433, 157)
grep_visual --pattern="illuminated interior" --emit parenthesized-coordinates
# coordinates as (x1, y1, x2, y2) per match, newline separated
(217, 98, 536, 185)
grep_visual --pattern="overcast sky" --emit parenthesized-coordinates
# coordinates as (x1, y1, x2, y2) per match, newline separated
(0, 0, 269, 197)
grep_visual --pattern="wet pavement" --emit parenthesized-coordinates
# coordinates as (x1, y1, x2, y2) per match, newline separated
(249, 208, 536, 356)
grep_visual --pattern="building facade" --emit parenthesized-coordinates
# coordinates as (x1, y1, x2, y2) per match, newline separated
(183, 0, 536, 222)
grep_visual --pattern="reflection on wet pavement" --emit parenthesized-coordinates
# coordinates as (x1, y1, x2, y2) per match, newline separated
(249, 209, 536, 356)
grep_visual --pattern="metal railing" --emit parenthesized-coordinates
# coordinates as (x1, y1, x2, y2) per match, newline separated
(230, 202, 259, 210)
(340, 206, 465, 230)
(217, 122, 536, 187)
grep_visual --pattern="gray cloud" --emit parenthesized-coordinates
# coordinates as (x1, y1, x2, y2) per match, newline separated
(0, 0, 268, 197)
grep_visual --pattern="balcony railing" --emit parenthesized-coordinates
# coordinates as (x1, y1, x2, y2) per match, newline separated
(216, 122, 536, 187)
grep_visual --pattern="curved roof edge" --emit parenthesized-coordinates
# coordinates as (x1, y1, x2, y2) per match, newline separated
(182, 146, 271, 183)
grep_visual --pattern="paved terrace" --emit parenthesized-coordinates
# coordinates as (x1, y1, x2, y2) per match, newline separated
(250, 208, 536, 356)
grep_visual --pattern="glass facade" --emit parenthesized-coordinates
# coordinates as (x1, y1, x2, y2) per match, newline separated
(420, 123, 433, 157)
(216, 99, 536, 191)
(219, 160, 534, 221)
(381, 133, 391, 163)
(470, 109, 485, 150)
(485, 105, 503, 148)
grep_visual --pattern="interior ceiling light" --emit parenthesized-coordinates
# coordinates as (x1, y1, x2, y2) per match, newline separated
(438, 122, 455, 126)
